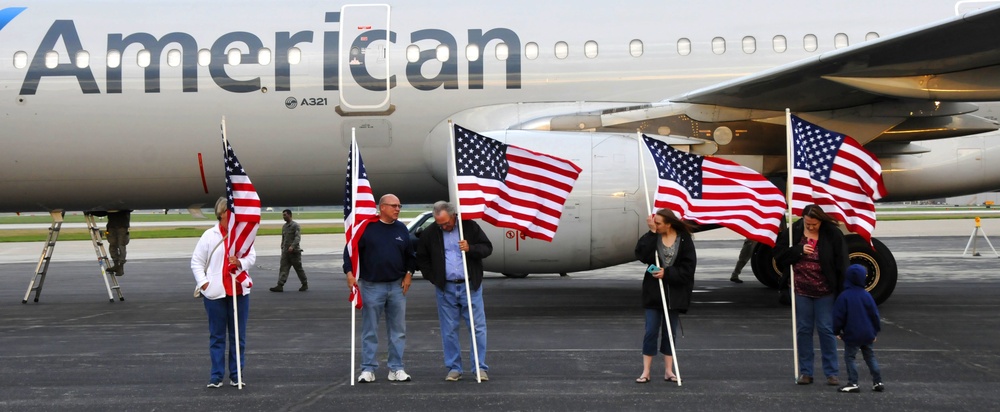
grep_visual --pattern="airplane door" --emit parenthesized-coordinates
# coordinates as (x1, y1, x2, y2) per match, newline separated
(338, 4, 393, 115)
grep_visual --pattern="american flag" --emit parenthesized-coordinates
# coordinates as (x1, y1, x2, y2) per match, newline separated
(223, 137, 260, 296)
(789, 115, 887, 243)
(454, 124, 582, 242)
(642, 135, 786, 246)
(344, 140, 376, 308)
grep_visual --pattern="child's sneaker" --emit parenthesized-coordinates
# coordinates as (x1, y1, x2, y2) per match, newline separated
(838, 383, 860, 393)
(873, 382, 885, 392)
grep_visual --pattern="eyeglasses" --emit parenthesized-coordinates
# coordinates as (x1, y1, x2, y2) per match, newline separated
(383, 203, 402, 209)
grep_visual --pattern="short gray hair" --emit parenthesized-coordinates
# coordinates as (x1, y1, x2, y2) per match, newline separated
(214, 197, 227, 221)
(432, 201, 457, 217)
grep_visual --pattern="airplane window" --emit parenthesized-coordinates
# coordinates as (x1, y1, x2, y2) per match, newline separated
(13, 51, 28, 69)
(436, 44, 450, 62)
(227, 48, 242, 65)
(772, 35, 787, 53)
(108, 50, 122, 68)
(466, 44, 480, 62)
(167, 49, 181, 67)
(555, 41, 569, 59)
(629, 39, 643, 57)
(288, 47, 302, 65)
(712, 37, 726, 55)
(258, 48, 272, 65)
(803, 34, 818, 52)
(44, 51, 58, 69)
(406, 45, 420, 63)
(75, 51, 90, 68)
(584, 41, 598, 59)
(677, 38, 691, 56)
(742, 36, 756, 54)
(834, 33, 849, 49)
(866, 32, 879, 41)
(137, 50, 151, 68)
(197, 49, 210, 67)
(496, 43, 509, 61)
(525, 42, 539, 60)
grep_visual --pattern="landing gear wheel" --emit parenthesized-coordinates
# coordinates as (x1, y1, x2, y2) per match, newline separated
(845, 235, 898, 305)
(501, 272, 529, 279)
(749, 235, 898, 305)
(750, 242, 782, 288)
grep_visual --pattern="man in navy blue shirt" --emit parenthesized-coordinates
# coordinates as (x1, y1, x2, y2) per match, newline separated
(344, 194, 416, 383)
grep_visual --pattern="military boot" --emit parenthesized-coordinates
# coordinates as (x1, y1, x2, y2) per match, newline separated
(115, 260, 126, 276)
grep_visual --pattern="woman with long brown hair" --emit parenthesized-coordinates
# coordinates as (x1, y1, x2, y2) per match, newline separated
(633, 208, 696, 383)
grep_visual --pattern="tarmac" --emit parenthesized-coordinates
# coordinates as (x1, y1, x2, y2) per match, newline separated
(1, 219, 999, 411)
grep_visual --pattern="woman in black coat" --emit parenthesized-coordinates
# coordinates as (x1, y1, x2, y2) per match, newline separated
(633, 208, 696, 383)
(773, 204, 849, 386)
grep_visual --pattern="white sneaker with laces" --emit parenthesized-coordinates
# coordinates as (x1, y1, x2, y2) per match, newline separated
(388, 370, 411, 382)
(357, 371, 375, 383)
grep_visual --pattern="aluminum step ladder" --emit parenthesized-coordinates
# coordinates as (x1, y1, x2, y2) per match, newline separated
(22, 211, 126, 303)
(22, 211, 63, 303)
(85, 213, 125, 302)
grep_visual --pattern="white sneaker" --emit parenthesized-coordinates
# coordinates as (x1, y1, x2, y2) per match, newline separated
(357, 371, 375, 383)
(388, 370, 411, 382)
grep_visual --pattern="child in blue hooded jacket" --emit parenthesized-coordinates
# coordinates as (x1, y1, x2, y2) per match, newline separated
(832, 264, 884, 393)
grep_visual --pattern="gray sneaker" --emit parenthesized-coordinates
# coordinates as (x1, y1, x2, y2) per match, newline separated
(388, 370, 411, 382)
(445, 371, 462, 381)
(477, 371, 489, 381)
(357, 371, 375, 383)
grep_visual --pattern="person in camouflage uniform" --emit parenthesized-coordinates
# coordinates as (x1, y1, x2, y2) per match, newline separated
(271, 209, 307, 292)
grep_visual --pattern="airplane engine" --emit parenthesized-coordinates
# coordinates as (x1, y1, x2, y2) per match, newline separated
(423, 128, 648, 276)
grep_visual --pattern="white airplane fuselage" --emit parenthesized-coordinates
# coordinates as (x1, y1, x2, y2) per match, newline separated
(2, 1, 998, 278)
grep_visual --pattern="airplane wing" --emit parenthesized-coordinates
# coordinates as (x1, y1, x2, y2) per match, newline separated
(673, 4, 1000, 112)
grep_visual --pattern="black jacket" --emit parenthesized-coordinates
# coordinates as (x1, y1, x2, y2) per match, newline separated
(416, 220, 493, 291)
(634, 231, 696, 313)
(772, 219, 849, 296)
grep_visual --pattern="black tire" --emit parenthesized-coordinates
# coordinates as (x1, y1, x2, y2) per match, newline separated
(845, 235, 898, 305)
(501, 272, 529, 279)
(750, 242, 782, 288)
(750, 235, 898, 305)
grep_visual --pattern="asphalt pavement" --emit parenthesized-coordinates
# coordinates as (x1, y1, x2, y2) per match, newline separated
(0, 224, 998, 411)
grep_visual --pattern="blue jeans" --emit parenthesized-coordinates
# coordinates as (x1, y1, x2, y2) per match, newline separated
(203, 294, 249, 383)
(360, 280, 406, 372)
(795, 294, 838, 378)
(844, 342, 882, 384)
(436, 283, 488, 373)
(642, 308, 679, 356)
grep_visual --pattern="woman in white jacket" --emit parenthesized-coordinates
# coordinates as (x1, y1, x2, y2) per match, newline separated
(191, 197, 256, 388)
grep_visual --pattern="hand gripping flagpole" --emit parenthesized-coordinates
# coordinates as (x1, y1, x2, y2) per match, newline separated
(636, 131, 681, 386)
(350, 128, 359, 386)
(785, 109, 800, 382)
(449, 121, 484, 383)
(222, 117, 245, 390)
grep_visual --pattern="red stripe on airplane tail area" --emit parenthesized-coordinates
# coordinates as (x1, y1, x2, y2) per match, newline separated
(197, 152, 208, 194)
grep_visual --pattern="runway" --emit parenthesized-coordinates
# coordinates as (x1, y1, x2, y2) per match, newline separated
(0, 226, 998, 410)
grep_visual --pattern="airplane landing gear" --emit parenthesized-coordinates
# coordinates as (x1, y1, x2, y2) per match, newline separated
(749, 235, 898, 305)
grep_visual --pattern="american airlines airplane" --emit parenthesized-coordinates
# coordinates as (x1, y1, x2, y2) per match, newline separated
(3, 0, 1000, 303)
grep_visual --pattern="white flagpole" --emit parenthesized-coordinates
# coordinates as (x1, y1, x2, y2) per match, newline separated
(449, 122, 483, 383)
(785, 109, 800, 382)
(636, 131, 681, 387)
(222, 117, 244, 390)
(350, 128, 358, 386)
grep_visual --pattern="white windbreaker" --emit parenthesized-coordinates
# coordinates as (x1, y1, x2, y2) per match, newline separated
(191, 224, 256, 299)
